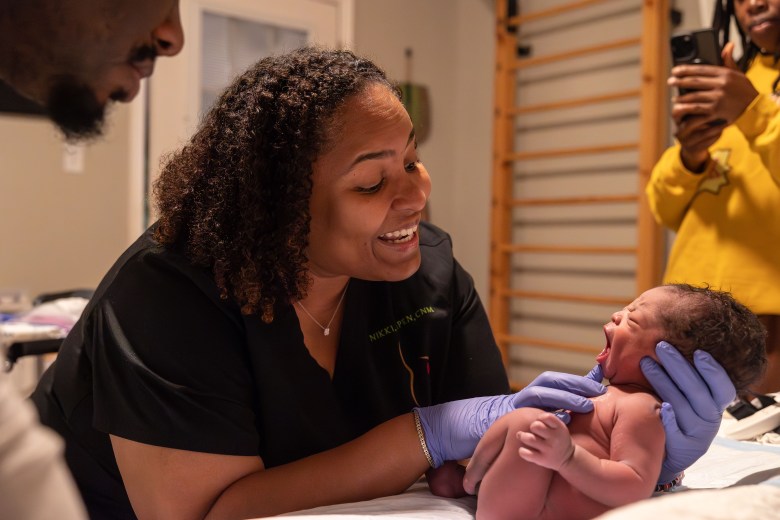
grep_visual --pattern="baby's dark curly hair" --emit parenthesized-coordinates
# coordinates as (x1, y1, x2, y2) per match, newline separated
(658, 284, 767, 392)
(153, 47, 397, 322)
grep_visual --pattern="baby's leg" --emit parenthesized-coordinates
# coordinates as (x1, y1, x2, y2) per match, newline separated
(427, 461, 467, 498)
(476, 408, 555, 520)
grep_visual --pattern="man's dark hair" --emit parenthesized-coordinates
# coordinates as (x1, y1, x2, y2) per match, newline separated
(659, 283, 767, 392)
(153, 46, 398, 322)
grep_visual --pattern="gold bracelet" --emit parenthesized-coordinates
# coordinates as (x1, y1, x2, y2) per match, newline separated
(412, 409, 435, 468)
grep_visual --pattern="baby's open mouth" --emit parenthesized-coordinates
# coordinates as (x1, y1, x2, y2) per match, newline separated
(597, 326, 612, 363)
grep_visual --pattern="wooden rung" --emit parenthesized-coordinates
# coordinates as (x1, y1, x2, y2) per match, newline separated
(512, 89, 641, 115)
(508, 0, 614, 26)
(512, 37, 641, 71)
(502, 289, 631, 306)
(507, 142, 637, 161)
(498, 243, 637, 255)
(497, 333, 602, 354)
(511, 194, 638, 206)
(509, 380, 526, 392)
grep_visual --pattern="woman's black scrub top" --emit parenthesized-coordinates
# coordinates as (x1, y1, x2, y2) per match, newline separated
(32, 221, 509, 517)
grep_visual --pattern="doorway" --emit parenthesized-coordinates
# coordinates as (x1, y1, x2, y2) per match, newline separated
(130, 0, 353, 234)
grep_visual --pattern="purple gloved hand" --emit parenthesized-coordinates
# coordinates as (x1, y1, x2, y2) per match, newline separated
(585, 363, 604, 384)
(415, 371, 606, 467)
(641, 341, 736, 484)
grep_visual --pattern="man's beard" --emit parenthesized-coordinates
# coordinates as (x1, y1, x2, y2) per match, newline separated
(45, 77, 109, 141)
(42, 46, 156, 141)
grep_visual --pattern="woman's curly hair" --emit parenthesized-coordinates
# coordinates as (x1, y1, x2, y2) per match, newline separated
(153, 46, 397, 322)
(659, 284, 767, 392)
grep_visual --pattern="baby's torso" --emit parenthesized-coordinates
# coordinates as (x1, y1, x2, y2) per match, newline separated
(541, 385, 662, 520)
(567, 386, 646, 457)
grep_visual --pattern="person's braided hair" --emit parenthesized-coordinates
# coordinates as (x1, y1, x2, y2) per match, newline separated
(658, 284, 767, 392)
(713, 0, 780, 92)
(153, 46, 397, 322)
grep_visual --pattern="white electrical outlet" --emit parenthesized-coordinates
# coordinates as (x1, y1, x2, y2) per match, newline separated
(63, 142, 85, 174)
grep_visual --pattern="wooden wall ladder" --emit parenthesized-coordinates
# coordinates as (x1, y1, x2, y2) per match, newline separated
(490, 0, 670, 387)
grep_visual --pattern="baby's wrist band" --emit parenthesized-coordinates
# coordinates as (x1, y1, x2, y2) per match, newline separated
(412, 409, 435, 468)
(654, 472, 684, 493)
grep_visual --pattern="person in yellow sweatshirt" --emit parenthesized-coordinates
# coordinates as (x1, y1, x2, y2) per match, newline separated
(647, 0, 780, 394)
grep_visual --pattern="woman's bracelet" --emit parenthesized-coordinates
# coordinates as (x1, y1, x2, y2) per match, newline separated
(412, 409, 434, 468)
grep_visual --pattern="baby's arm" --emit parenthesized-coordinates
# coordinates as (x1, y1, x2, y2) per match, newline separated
(518, 394, 664, 507)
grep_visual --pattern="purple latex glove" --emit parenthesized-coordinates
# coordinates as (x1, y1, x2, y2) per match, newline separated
(585, 363, 604, 384)
(641, 341, 736, 484)
(415, 371, 606, 467)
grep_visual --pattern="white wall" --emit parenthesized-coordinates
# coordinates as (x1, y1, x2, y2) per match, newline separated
(2, 1, 709, 309)
(354, 0, 495, 299)
(0, 105, 136, 300)
(0, 1, 500, 308)
(450, 0, 495, 300)
(3, 1, 717, 388)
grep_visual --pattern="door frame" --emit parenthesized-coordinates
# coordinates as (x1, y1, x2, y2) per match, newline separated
(127, 0, 354, 240)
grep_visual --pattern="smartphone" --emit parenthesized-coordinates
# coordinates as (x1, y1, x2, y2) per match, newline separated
(670, 28, 722, 96)
(670, 28, 726, 126)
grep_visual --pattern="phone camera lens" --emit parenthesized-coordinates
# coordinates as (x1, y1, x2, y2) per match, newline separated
(672, 34, 696, 61)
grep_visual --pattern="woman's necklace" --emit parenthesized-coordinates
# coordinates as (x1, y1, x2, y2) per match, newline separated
(295, 280, 350, 336)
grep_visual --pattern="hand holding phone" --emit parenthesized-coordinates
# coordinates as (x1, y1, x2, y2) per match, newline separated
(670, 29, 726, 127)
(670, 29, 723, 96)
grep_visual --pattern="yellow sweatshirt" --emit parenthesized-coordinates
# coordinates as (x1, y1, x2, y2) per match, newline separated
(647, 54, 780, 314)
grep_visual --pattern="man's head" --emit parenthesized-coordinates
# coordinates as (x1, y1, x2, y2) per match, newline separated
(0, 0, 183, 140)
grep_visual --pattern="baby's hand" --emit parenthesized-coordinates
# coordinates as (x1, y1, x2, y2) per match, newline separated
(516, 412, 574, 471)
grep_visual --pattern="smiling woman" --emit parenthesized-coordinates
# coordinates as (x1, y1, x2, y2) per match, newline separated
(308, 85, 431, 285)
(29, 46, 614, 519)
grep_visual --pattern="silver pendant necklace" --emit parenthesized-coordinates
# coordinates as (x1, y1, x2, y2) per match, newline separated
(295, 280, 350, 336)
